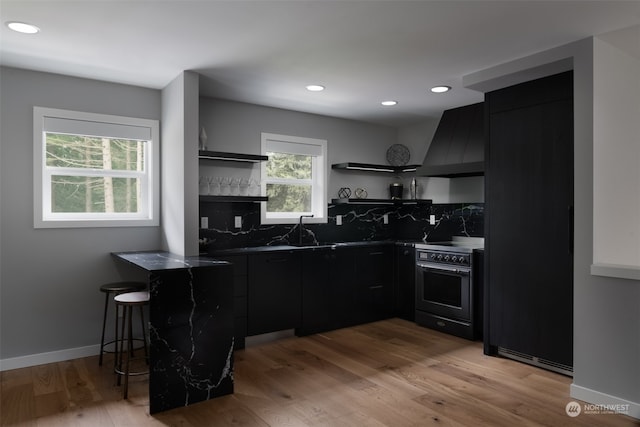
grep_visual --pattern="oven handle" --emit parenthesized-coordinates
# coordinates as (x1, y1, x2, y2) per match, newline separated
(417, 263, 470, 275)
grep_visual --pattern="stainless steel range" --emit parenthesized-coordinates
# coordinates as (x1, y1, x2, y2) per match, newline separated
(415, 239, 483, 340)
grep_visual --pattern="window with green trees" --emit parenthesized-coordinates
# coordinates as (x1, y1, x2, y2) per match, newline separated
(46, 134, 144, 213)
(34, 107, 159, 228)
(261, 133, 327, 224)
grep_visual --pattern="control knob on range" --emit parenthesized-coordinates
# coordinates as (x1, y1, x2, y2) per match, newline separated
(443, 255, 450, 262)
(451, 256, 458, 263)
(436, 254, 443, 261)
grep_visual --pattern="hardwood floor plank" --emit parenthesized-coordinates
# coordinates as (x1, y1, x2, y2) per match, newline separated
(2, 319, 638, 426)
(1, 383, 36, 426)
(31, 364, 65, 397)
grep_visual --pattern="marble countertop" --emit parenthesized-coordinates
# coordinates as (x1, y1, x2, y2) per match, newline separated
(208, 240, 405, 256)
(112, 251, 229, 271)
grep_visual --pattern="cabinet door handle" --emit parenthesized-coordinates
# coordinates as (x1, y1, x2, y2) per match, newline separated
(267, 258, 288, 263)
(369, 285, 384, 290)
(369, 251, 385, 256)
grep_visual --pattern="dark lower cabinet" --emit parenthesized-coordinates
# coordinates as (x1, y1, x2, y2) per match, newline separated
(353, 245, 393, 324)
(247, 251, 301, 336)
(299, 247, 356, 335)
(216, 255, 248, 349)
(299, 244, 394, 335)
(486, 71, 573, 372)
(237, 243, 398, 339)
(394, 245, 415, 321)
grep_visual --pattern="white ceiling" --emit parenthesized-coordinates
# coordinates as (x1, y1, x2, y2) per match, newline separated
(1, 0, 639, 127)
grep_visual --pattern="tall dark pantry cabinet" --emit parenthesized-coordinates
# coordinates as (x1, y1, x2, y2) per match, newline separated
(485, 71, 574, 374)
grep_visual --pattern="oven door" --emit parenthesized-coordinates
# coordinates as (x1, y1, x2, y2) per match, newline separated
(416, 262, 471, 321)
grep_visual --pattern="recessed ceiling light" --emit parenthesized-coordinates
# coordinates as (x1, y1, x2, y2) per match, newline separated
(431, 85, 451, 93)
(381, 100, 398, 106)
(6, 21, 40, 34)
(306, 85, 325, 92)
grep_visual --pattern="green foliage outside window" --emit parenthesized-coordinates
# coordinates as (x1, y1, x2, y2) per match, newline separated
(266, 152, 313, 213)
(46, 133, 143, 213)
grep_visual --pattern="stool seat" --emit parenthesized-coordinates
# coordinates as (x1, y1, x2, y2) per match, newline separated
(114, 291, 150, 305)
(100, 281, 146, 293)
(98, 281, 147, 367)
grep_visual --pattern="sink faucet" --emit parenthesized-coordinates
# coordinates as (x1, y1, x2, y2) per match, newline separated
(299, 214, 314, 245)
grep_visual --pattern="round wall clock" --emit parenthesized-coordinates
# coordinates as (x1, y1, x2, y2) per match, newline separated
(386, 144, 410, 166)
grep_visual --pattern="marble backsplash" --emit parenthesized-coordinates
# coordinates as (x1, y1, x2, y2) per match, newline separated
(199, 202, 483, 253)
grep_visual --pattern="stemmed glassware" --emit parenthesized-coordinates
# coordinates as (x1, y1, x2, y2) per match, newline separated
(201, 176, 260, 197)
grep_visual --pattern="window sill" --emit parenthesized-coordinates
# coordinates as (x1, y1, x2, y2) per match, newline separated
(591, 263, 640, 281)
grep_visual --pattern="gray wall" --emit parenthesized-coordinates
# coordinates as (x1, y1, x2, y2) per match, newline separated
(161, 71, 200, 256)
(199, 97, 483, 204)
(0, 67, 162, 367)
(199, 97, 402, 201)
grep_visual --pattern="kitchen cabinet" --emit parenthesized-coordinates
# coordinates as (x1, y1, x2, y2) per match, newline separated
(485, 71, 573, 373)
(215, 254, 248, 349)
(247, 251, 301, 336)
(353, 245, 394, 324)
(299, 246, 357, 335)
(473, 249, 484, 341)
(394, 245, 415, 321)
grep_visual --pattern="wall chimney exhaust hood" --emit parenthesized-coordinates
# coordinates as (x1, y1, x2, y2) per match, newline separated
(416, 102, 484, 178)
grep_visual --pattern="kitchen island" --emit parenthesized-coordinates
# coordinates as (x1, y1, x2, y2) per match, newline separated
(112, 251, 234, 414)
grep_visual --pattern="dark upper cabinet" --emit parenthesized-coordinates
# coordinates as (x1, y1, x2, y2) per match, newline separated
(247, 251, 301, 336)
(485, 71, 573, 371)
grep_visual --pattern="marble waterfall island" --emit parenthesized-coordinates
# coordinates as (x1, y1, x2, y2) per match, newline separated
(112, 251, 234, 414)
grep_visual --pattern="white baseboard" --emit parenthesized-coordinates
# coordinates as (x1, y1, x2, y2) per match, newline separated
(0, 344, 100, 371)
(571, 383, 640, 420)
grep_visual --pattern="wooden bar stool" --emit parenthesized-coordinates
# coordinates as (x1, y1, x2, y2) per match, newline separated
(98, 281, 146, 366)
(114, 291, 150, 399)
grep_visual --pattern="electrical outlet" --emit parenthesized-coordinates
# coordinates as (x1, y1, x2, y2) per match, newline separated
(234, 216, 242, 229)
(200, 217, 208, 229)
(429, 214, 436, 225)
(383, 214, 389, 224)
(336, 215, 342, 226)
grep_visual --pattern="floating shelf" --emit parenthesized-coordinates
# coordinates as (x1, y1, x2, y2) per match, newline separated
(200, 195, 268, 203)
(332, 162, 421, 174)
(199, 150, 268, 163)
(331, 198, 432, 205)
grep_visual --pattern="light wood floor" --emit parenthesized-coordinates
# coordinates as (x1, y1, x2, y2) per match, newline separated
(1, 318, 638, 426)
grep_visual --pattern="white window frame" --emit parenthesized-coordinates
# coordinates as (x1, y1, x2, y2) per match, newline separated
(261, 133, 327, 225)
(33, 107, 160, 228)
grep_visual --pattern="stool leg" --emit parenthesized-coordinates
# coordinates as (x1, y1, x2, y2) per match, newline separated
(99, 292, 109, 366)
(113, 302, 119, 370)
(124, 305, 133, 399)
(117, 303, 126, 387)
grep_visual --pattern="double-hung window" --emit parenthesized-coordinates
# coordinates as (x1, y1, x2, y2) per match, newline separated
(261, 133, 327, 224)
(33, 107, 159, 228)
